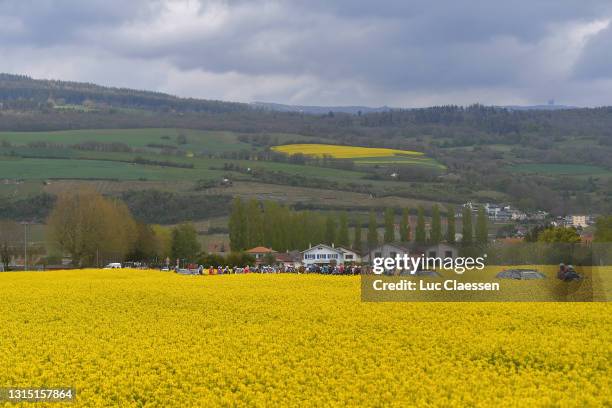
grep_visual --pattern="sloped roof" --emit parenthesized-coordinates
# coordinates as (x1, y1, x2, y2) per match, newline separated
(301, 243, 344, 254)
(337, 247, 362, 256)
(276, 251, 301, 262)
(246, 246, 276, 254)
(496, 237, 524, 244)
(369, 242, 412, 253)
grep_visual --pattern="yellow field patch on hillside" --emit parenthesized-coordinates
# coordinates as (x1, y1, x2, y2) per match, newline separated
(271, 143, 423, 158)
(0, 269, 609, 406)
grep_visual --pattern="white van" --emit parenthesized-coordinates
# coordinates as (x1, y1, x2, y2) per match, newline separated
(103, 263, 122, 269)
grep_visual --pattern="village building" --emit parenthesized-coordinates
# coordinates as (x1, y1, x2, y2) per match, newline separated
(419, 243, 459, 259)
(302, 244, 349, 266)
(530, 210, 549, 221)
(363, 242, 459, 264)
(275, 251, 303, 269)
(362, 243, 411, 264)
(565, 215, 591, 228)
(245, 246, 277, 264)
(510, 209, 527, 221)
(484, 203, 513, 222)
(337, 247, 361, 264)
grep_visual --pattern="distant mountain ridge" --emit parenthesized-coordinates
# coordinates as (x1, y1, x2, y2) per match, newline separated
(251, 101, 392, 115)
(252, 101, 579, 115)
(501, 104, 578, 111)
(0, 73, 585, 115)
(0, 73, 248, 114)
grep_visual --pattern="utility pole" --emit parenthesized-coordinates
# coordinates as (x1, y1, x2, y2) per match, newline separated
(23, 222, 27, 271)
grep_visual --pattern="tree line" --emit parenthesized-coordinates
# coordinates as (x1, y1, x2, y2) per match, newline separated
(44, 189, 206, 267)
(228, 198, 490, 252)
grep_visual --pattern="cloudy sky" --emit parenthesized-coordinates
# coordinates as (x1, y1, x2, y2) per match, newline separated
(1, 0, 612, 107)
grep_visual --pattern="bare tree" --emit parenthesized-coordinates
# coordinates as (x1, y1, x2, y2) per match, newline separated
(0, 220, 20, 270)
(47, 189, 138, 267)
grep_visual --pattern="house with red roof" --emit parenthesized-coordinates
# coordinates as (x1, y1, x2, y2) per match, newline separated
(245, 246, 277, 264)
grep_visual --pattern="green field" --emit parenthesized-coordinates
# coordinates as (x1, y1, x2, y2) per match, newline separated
(0, 128, 381, 184)
(0, 128, 251, 153)
(230, 159, 371, 181)
(508, 163, 612, 176)
(0, 157, 225, 181)
(0, 154, 374, 184)
(352, 155, 445, 169)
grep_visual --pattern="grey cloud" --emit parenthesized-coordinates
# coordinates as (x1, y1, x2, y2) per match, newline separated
(573, 24, 612, 80)
(0, 0, 611, 106)
(0, 0, 153, 44)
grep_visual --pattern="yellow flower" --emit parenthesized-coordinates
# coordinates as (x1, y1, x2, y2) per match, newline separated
(0, 268, 609, 407)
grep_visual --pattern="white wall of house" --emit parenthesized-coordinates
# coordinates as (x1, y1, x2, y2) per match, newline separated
(302, 245, 344, 265)
(363, 243, 459, 264)
(364, 244, 410, 263)
(424, 243, 458, 259)
(338, 248, 361, 264)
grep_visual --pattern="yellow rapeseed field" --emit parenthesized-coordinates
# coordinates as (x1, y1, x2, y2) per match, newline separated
(271, 143, 423, 158)
(0, 269, 610, 407)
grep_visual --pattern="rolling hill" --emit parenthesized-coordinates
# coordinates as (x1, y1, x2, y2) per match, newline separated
(1, 73, 611, 224)
(0, 73, 248, 113)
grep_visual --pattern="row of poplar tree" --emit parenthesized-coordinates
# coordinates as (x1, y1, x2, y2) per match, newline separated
(228, 198, 488, 252)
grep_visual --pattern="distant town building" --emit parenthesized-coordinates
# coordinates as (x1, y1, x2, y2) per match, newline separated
(565, 215, 590, 228)
(484, 203, 513, 222)
(474, 202, 547, 223)
(510, 209, 527, 221)
(530, 210, 549, 221)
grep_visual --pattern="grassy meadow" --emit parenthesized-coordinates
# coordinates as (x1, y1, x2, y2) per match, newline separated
(0, 128, 251, 153)
(0, 130, 384, 184)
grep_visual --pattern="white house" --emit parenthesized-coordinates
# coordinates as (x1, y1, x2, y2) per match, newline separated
(363, 242, 459, 265)
(337, 247, 361, 264)
(484, 203, 513, 222)
(363, 243, 411, 264)
(302, 244, 347, 266)
(421, 243, 458, 259)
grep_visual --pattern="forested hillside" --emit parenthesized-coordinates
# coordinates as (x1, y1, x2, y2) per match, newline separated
(1, 74, 611, 219)
(0, 73, 247, 113)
